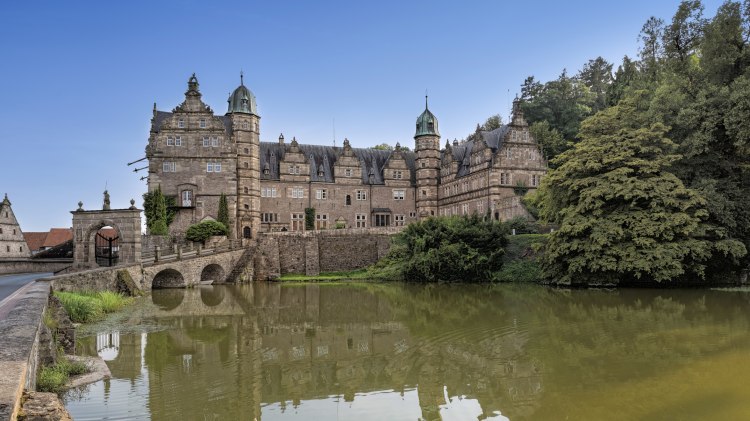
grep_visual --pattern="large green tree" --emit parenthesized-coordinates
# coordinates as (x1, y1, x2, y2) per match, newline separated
(538, 93, 743, 285)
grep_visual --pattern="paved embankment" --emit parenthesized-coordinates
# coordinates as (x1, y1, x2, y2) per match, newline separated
(0, 273, 51, 304)
(0, 280, 50, 420)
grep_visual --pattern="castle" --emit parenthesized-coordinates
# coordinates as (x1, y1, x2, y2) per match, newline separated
(146, 75, 547, 239)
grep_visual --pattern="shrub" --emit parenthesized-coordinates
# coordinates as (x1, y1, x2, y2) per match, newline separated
(371, 215, 509, 282)
(37, 366, 68, 393)
(185, 220, 229, 243)
(505, 216, 537, 234)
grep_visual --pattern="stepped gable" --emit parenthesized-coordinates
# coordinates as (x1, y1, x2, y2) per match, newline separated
(260, 141, 417, 185)
(442, 125, 510, 178)
(151, 111, 233, 134)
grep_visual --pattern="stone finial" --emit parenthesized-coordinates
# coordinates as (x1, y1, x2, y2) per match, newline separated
(395, 142, 401, 151)
(279, 133, 285, 144)
(2, 193, 9, 206)
(77, 201, 84, 211)
(291, 136, 299, 147)
(103, 190, 111, 211)
(129, 199, 137, 210)
(453, 139, 459, 146)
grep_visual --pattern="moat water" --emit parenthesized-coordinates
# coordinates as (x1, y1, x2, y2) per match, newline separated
(64, 282, 750, 420)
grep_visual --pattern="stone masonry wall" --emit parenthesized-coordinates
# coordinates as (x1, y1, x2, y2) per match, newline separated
(257, 228, 399, 278)
(47, 264, 144, 293)
(0, 259, 72, 276)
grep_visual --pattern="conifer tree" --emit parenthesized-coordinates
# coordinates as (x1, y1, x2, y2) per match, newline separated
(217, 193, 229, 230)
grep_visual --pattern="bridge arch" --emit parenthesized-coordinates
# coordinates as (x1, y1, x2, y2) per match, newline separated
(152, 268, 186, 288)
(152, 288, 185, 310)
(200, 263, 225, 284)
(200, 285, 225, 306)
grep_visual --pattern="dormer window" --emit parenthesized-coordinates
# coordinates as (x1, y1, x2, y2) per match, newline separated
(178, 119, 185, 128)
(344, 168, 352, 177)
(199, 119, 206, 128)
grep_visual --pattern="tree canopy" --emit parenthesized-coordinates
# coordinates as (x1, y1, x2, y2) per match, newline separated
(533, 0, 750, 284)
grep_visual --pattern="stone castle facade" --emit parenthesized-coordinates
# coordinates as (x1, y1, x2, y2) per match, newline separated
(146, 75, 547, 239)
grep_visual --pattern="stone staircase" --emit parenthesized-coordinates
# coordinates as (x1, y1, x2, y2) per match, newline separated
(226, 243, 256, 283)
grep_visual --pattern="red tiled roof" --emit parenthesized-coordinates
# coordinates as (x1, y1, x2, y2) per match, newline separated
(97, 228, 118, 239)
(23, 232, 48, 252)
(42, 228, 73, 248)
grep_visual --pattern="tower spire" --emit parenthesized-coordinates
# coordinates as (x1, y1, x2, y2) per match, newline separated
(240, 70, 244, 86)
(425, 89, 429, 109)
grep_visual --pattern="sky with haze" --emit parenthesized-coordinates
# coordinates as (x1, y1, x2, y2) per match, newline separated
(0, 0, 723, 231)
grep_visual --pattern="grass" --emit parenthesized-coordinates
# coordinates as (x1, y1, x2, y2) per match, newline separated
(54, 291, 133, 323)
(278, 269, 372, 282)
(37, 358, 89, 393)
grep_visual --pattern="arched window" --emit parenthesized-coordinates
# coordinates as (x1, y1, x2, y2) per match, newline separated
(243, 226, 252, 239)
(244, 187, 249, 194)
(244, 162, 249, 168)
(494, 212, 500, 221)
(345, 195, 351, 206)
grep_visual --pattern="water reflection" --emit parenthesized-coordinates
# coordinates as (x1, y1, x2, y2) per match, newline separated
(67, 284, 750, 421)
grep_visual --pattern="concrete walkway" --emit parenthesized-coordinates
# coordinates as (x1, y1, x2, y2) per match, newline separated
(0, 280, 50, 421)
(0, 273, 51, 320)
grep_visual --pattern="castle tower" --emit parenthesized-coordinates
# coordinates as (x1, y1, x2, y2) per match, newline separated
(414, 97, 441, 218)
(228, 73, 261, 239)
(0, 194, 31, 258)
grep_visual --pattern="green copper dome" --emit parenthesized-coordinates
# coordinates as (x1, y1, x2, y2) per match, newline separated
(227, 74, 258, 115)
(415, 97, 439, 137)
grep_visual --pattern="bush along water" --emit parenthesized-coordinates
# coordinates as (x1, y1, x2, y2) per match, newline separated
(369, 215, 510, 282)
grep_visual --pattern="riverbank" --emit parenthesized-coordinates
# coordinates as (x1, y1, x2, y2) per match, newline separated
(276, 234, 548, 283)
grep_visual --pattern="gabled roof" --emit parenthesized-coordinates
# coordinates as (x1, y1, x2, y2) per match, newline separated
(43, 228, 73, 248)
(23, 232, 47, 252)
(260, 142, 417, 185)
(442, 125, 511, 178)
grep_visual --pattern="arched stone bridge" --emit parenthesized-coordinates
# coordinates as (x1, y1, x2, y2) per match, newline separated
(47, 247, 254, 294)
(142, 248, 252, 289)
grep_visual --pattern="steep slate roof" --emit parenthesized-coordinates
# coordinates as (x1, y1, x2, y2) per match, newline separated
(260, 142, 417, 185)
(443, 125, 511, 178)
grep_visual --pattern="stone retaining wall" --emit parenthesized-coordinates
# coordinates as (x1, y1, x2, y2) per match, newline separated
(0, 259, 73, 276)
(46, 264, 144, 293)
(0, 281, 51, 421)
(256, 228, 398, 277)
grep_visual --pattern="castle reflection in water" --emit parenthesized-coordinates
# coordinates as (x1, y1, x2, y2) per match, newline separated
(77, 283, 542, 420)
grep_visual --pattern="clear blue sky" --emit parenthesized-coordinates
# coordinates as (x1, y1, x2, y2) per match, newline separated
(0, 0, 723, 232)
